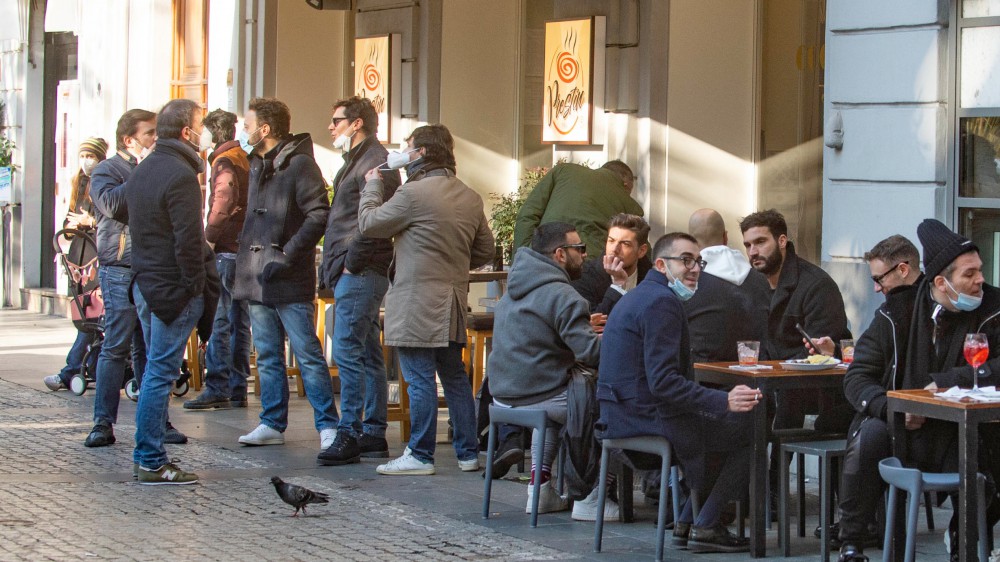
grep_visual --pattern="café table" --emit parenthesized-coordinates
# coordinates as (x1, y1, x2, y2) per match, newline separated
(693, 360, 847, 558)
(886, 389, 1000, 562)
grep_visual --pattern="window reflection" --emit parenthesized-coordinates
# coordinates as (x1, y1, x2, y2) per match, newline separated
(960, 208, 1000, 286)
(959, 118, 1000, 199)
(963, 0, 1000, 17)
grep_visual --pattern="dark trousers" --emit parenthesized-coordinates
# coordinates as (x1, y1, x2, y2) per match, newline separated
(678, 409, 754, 528)
(838, 417, 890, 541)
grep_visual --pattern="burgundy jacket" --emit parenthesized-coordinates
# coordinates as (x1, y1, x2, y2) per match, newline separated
(205, 140, 250, 254)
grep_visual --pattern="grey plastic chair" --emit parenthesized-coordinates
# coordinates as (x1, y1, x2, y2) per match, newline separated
(878, 457, 988, 562)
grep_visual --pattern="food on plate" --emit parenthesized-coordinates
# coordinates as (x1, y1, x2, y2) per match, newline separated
(805, 354, 838, 365)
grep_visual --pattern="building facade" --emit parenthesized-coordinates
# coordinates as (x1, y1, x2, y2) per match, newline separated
(1, 0, 998, 337)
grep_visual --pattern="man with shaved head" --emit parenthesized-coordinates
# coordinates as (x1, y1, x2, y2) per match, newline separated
(684, 209, 769, 362)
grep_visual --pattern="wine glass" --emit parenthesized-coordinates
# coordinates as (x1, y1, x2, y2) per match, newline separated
(963, 333, 989, 393)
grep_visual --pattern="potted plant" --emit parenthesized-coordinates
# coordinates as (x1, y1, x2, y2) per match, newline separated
(489, 166, 548, 266)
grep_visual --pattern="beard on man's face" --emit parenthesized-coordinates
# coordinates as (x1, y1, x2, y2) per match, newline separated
(566, 260, 583, 281)
(754, 249, 783, 276)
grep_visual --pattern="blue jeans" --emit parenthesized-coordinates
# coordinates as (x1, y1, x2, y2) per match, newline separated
(203, 254, 251, 399)
(396, 343, 478, 464)
(58, 330, 96, 386)
(333, 271, 389, 438)
(93, 266, 146, 426)
(249, 301, 339, 433)
(132, 287, 203, 468)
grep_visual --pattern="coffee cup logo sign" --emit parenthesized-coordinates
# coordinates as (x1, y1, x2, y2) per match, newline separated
(543, 18, 593, 144)
(355, 36, 391, 142)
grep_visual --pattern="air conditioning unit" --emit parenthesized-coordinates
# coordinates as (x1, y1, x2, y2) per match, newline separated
(305, 0, 353, 9)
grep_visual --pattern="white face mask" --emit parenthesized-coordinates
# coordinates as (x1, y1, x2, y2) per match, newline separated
(80, 158, 97, 177)
(386, 148, 419, 170)
(332, 130, 355, 152)
(199, 129, 214, 152)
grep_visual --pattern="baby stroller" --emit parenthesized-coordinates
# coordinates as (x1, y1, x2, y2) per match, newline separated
(53, 228, 138, 399)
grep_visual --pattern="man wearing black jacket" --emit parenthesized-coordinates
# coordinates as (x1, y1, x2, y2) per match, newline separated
(318, 97, 401, 465)
(126, 99, 219, 485)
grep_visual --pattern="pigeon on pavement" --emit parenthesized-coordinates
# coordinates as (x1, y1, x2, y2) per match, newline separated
(270, 476, 329, 517)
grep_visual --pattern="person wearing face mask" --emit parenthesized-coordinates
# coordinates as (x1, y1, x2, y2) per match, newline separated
(597, 232, 759, 553)
(182, 109, 252, 411)
(124, 99, 220, 485)
(358, 124, 495, 476)
(43, 137, 108, 392)
(316, 97, 401, 465)
(85, 109, 187, 449)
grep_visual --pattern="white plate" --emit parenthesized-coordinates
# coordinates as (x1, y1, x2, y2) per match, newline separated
(779, 360, 839, 371)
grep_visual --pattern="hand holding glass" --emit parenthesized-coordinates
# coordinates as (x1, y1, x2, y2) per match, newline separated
(963, 333, 989, 392)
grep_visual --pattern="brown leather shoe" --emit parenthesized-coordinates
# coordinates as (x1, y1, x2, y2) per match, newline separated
(688, 524, 751, 554)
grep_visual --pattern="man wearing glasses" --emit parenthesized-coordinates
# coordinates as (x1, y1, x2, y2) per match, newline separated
(598, 232, 759, 553)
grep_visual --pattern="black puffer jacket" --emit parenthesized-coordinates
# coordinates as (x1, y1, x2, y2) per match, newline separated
(319, 135, 400, 291)
(234, 134, 329, 305)
(843, 279, 921, 426)
(89, 151, 137, 268)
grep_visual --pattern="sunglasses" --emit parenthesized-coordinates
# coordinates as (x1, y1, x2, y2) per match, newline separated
(871, 262, 901, 285)
(560, 243, 587, 253)
(331, 116, 350, 126)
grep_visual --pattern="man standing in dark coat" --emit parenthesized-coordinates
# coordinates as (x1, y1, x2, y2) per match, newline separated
(184, 109, 252, 410)
(598, 232, 761, 553)
(233, 97, 340, 454)
(686, 208, 769, 362)
(317, 97, 401, 465)
(126, 99, 219, 485)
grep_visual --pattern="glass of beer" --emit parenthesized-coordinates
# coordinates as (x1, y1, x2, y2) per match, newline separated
(737, 341, 760, 366)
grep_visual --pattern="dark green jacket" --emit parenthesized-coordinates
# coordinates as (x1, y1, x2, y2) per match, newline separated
(513, 163, 643, 257)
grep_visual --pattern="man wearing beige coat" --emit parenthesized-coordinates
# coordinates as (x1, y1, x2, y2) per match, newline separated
(359, 124, 495, 475)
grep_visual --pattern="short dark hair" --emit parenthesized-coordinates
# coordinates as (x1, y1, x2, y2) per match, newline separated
(115, 108, 156, 151)
(407, 124, 456, 171)
(156, 99, 201, 140)
(333, 97, 378, 136)
(864, 234, 920, 267)
(738, 209, 787, 238)
(652, 232, 699, 261)
(249, 97, 291, 140)
(203, 109, 238, 144)
(531, 222, 577, 255)
(607, 213, 650, 248)
(601, 160, 633, 187)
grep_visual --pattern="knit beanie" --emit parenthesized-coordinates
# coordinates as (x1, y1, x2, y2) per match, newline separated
(917, 218, 978, 279)
(79, 137, 109, 161)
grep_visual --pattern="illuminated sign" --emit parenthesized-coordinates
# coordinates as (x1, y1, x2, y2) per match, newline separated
(355, 35, 393, 143)
(543, 18, 596, 144)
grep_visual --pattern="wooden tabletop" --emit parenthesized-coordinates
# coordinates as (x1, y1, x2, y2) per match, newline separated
(693, 360, 846, 377)
(887, 389, 1000, 410)
(468, 270, 508, 283)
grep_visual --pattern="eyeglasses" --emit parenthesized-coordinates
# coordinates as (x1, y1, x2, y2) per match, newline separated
(871, 262, 901, 285)
(560, 243, 587, 253)
(664, 256, 707, 270)
(331, 116, 349, 126)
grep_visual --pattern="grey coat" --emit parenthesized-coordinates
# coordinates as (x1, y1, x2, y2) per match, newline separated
(358, 168, 495, 348)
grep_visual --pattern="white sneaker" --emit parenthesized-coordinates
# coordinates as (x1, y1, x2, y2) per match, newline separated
(319, 428, 337, 450)
(238, 424, 284, 446)
(571, 486, 620, 521)
(458, 457, 480, 472)
(376, 451, 435, 475)
(43, 375, 65, 391)
(525, 482, 569, 514)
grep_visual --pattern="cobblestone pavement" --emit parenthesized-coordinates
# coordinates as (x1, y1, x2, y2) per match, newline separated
(0, 378, 570, 561)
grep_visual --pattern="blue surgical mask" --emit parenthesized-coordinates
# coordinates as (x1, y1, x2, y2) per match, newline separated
(944, 277, 983, 312)
(663, 264, 697, 301)
(237, 129, 253, 154)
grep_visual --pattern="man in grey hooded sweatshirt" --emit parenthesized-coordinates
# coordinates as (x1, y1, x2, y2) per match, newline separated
(488, 222, 613, 522)
(685, 208, 770, 362)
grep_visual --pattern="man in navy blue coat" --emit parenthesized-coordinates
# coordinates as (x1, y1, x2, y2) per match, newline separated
(598, 232, 762, 553)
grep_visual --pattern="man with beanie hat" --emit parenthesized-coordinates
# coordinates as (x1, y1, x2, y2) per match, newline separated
(832, 219, 1000, 562)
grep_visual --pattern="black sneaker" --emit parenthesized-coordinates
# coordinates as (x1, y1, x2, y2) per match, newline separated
(357, 433, 389, 458)
(84, 423, 115, 447)
(318, 432, 361, 465)
(164, 422, 188, 444)
(672, 521, 692, 549)
(230, 396, 248, 408)
(183, 392, 232, 410)
(491, 436, 525, 479)
(837, 544, 870, 562)
(688, 524, 751, 554)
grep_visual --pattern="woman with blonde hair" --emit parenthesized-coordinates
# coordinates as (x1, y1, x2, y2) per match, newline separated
(45, 137, 108, 390)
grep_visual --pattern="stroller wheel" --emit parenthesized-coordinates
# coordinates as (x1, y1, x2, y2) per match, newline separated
(69, 373, 88, 396)
(172, 380, 189, 397)
(125, 378, 140, 402)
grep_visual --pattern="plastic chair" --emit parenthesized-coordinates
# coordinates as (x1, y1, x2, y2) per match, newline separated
(779, 439, 847, 558)
(482, 405, 564, 527)
(593, 436, 681, 562)
(878, 457, 988, 562)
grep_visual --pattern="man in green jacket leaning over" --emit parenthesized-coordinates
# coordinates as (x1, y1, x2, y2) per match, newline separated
(513, 161, 643, 258)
